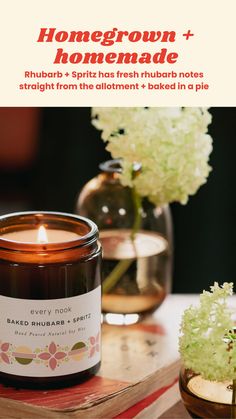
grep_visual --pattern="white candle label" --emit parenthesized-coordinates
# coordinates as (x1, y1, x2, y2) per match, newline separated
(0, 286, 101, 377)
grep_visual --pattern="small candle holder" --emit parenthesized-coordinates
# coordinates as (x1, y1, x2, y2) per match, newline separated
(180, 368, 236, 418)
(0, 212, 101, 389)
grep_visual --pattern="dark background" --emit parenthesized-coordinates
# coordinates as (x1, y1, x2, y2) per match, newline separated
(0, 107, 235, 293)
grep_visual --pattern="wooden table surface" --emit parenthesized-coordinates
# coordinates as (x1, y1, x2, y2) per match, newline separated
(160, 401, 191, 418)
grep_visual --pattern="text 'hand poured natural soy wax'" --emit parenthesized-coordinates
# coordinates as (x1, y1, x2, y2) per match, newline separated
(0, 212, 102, 389)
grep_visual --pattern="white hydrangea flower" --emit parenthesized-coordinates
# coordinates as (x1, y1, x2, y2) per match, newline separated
(179, 283, 236, 382)
(92, 107, 213, 206)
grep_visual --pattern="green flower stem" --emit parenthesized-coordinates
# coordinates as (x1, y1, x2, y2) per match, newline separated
(102, 258, 134, 294)
(102, 187, 142, 294)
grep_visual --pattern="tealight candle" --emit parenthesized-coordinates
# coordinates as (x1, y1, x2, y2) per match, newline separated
(0, 212, 101, 389)
(187, 376, 232, 404)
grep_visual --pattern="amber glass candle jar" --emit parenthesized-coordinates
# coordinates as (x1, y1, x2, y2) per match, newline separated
(0, 212, 101, 389)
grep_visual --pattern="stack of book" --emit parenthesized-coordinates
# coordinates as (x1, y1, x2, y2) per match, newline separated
(0, 295, 197, 418)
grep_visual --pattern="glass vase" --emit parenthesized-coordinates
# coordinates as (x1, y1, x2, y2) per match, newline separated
(75, 159, 173, 324)
(179, 368, 236, 419)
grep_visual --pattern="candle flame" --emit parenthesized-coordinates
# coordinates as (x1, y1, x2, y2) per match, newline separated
(37, 226, 48, 244)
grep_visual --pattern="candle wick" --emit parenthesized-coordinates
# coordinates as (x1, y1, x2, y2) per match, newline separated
(37, 226, 48, 244)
